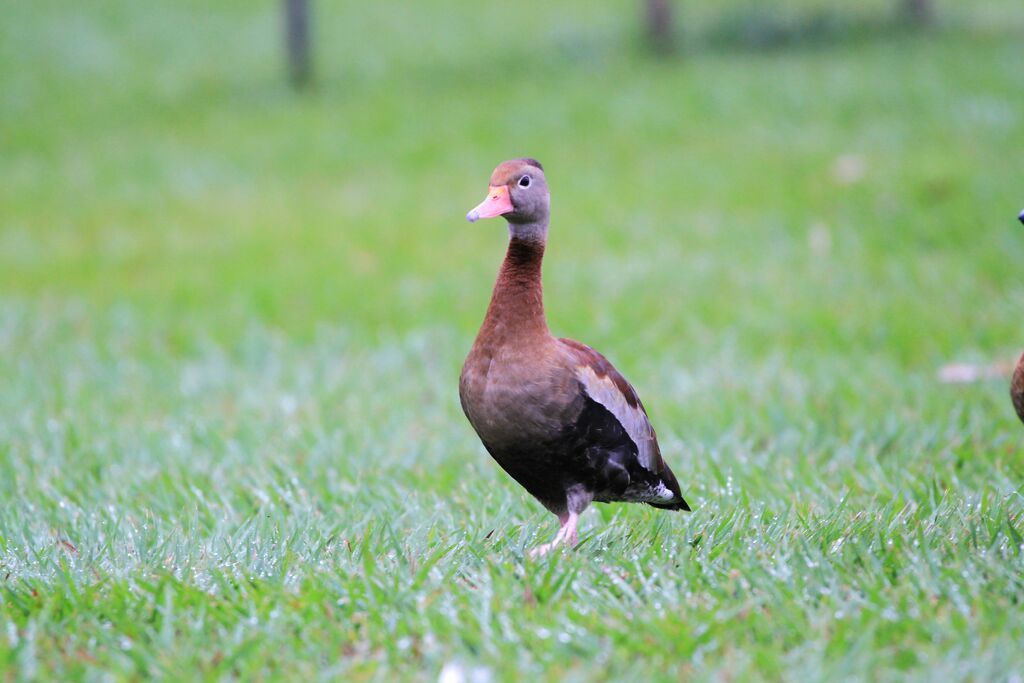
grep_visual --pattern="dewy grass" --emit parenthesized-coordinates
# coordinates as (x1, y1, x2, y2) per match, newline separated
(2, 0, 1024, 680)
(1, 309, 1021, 681)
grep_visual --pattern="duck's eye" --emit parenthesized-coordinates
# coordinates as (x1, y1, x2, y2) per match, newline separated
(518, 175, 531, 188)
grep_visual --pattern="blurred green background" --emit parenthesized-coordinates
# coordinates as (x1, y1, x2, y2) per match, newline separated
(4, 0, 1021, 356)
(2, 0, 1023, 680)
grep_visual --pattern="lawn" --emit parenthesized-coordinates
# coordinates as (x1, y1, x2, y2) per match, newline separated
(2, 0, 1024, 680)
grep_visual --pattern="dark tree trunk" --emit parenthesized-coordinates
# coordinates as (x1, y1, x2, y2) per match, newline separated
(902, 0, 934, 25)
(644, 0, 675, 55)
(283, 0, 312, 88)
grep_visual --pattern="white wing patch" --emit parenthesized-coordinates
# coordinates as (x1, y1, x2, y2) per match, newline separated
(575, 365, 661, 474)
(624, 480, 677, 503)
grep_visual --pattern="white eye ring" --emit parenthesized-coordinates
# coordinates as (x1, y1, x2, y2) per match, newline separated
(518, 175, 531, 188)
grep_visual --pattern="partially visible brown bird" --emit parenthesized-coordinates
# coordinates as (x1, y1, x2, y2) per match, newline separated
(1012, 352, 1024, 424)
(1015, 210, 1024, 424)
(459, 159, 690, 557)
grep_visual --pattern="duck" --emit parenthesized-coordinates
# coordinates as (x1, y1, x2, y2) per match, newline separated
(459, 158, 690, 557)
(1013, 352, 1024, 424)
(1015, 210, 1024, 424)
(1013, 211, 1024, 424)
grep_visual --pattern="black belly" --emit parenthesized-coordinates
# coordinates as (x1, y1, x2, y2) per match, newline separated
(478, 395, 661, 514)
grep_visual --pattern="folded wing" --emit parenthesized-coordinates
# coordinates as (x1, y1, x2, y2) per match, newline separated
(559, 338, 689, 510)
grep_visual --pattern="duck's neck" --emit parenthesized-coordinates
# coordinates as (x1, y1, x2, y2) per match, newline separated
(479, 229, 549, 346)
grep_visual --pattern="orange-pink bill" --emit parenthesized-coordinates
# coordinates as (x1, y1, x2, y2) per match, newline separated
(466, 185, 513, 223)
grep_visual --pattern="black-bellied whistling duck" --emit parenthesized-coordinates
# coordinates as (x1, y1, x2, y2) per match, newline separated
(459, 158, 690, 557)
(1013, 212, 1024, 424)
(1015, 210, 1024, 424)
(1012, 352, 1024, 424)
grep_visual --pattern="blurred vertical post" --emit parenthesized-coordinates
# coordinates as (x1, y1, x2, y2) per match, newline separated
(283, 0, 312, 88)
(902, 0, 933, 25)
(644, 0, 675, 55)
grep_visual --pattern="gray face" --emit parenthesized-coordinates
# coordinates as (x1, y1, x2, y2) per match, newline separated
(506, 169, 550, 226)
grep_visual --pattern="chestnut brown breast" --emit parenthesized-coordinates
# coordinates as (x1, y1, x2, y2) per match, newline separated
(459, 339, 583, 451)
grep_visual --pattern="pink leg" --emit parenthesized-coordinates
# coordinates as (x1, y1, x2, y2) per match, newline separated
(562, 513, 579, 547)
(528, 511, 580, 559)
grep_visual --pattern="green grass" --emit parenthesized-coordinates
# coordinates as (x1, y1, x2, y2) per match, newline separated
(2, 0, 1024, 680)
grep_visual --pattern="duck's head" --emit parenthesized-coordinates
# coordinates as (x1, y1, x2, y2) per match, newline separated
(1018, 209, 1023, 225)
(467, 159, 550, 237)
